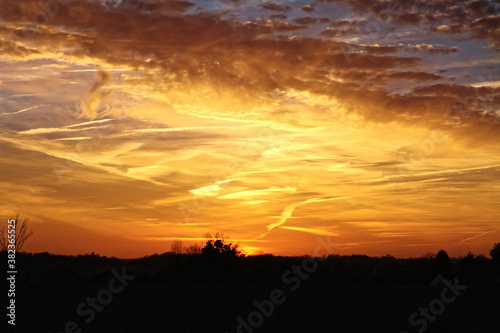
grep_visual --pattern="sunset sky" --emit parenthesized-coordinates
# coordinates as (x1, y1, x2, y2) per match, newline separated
(1, 0, 499, 258)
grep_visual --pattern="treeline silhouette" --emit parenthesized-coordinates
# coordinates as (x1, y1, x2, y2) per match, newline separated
(2, 240, 500, 333)
(3, 246, 499, 288)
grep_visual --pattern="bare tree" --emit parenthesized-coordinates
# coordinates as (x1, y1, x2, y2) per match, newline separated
(170, 240, 184, 254)
(184, 243, 202, 255)
(0, 214, 34, 252)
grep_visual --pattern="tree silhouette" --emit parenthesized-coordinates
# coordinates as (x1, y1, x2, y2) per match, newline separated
(490, 243, 500, 263)
(201, 232, 240, 256)
(435, 249, 450, 263)
(184, 243, 201, 255)
(171, 240, 183, 254)
(0, 214, 34, 253)
(432, 249, 453, 278)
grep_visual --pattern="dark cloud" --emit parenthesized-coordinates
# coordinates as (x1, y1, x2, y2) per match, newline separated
(428, 47, 460, 55)
(250, 19, 308, 32)
(269, 14, 288, 20)
(324, 19, 393, 37)
(469, 15, 500, 41)
(259, 2, 291, 11)
(322, 0, 500, 41)
(118, 0, 195, 14)
(484, 42, 500, 51)
(402, 44, 460, 54)
(412, 83, 500, 99)
(360, 45, 400, 54)
(466, 0, 497, 16)
(293, 17, 330, 25)
(320, 27, 364, 37)
(353, 43, 459, 55)
(393, 12, 423, 26)
(320, 27, 340, 37)
(1, 0, 498, 143)
(378, 71, 444, 82)
(333, 69, 443, 87)
(301, 5, 314, 13)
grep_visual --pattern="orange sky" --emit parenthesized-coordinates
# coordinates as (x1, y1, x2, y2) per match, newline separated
(1, 0, 499, 258)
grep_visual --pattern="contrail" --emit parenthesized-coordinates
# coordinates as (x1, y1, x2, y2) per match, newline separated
(259, 196, 351, 238)
(458, 228, 499, 244)
(1, 104, 48, 115)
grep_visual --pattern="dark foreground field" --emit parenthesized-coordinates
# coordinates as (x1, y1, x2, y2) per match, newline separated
(17, 284, 500, 333)
(3, 252, 500, 333)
